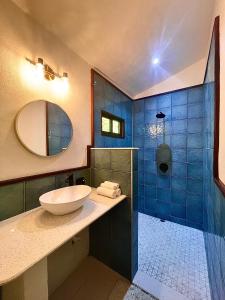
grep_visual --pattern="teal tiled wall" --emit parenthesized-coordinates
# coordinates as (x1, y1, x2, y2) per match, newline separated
(203, 27, 225, 300)
(90, 148, 138, 280)
(93, 72, 132, 147)
(133, 85, 204, 229)
(0, 168, 90, 221)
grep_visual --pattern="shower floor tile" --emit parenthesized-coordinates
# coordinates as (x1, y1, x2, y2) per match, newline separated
(138, 213, 211, 300)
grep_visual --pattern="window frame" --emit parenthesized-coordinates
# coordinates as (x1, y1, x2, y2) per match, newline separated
(101, 110, 125, 138)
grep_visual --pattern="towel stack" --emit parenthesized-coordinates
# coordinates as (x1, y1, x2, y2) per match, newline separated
(96, 181, 121, 199)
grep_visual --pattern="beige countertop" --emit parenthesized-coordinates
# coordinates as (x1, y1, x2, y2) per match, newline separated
(0, 189, 126, 285)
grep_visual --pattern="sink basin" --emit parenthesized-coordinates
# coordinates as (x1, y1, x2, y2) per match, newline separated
(39, 185, 92, 215)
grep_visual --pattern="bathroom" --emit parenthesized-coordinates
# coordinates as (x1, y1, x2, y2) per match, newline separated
(0, 0, 225, 299)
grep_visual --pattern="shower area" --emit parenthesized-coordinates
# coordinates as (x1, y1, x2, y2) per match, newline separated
(133, 86, 211, 300)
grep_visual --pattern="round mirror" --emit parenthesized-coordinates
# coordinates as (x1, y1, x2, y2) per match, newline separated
(15, 100, 73, 156)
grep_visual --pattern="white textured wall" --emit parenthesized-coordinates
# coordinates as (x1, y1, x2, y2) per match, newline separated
(0, 0, 91, 181)
(213, 1, 225, 182)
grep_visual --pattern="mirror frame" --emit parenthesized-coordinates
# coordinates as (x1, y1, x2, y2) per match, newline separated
(15, 100, 73, 157)
(208, 16, 225, 196)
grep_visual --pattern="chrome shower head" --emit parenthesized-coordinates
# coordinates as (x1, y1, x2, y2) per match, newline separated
(156, 112, 165, 119)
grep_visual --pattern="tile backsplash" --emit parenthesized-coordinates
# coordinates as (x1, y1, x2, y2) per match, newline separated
(0, 168, 90, 221)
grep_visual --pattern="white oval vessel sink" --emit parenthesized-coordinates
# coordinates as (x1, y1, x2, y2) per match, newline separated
(39, 185, 92, 216)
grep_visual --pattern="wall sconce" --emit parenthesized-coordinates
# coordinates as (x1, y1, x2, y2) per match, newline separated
(26, 57, 69, 82)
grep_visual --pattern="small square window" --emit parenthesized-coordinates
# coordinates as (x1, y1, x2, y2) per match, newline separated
(102, 117, 110, 132)
(112, 120, 120, 134)
(101, 111, 124, 138)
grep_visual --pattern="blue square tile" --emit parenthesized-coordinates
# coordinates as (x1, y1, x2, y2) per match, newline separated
(157, 94, 171, 108)
(144, 197, 157, 212)
(94, 109, 101, 132)
(171, 134, 187, 148)
(165, 121, 172, 135)
(157, 176, 171, 188)
(145, 110, 157, 123)
(172, 177, 187, 191)
(171, 189, 186, 205)
(139, 149, 144, 160)
(187, 193, 203, 207)
(172, 105, 187, 120)
(157, 135, 171, 146)
(171, 90, 187, 106)
(188, 87, 204, 104)
(157, 188, 171, 203)
(134, 136, 144, 148)
(170, 216, 186, 226)
(134, 112, 144, 124)
(162, 107, 172, 121)
(172, 162, 187, 178)
(113, 104, 123, 117)
(138, 159, 144, 173)
(138, 174, 144, 187)
(187, 178, 203, 195)
(145, 185, 157, 200)
(144, 172, 157, 185)
(145, 97, 157, 110)
(186, 204, 203, 223)
(145, 161, 157, 174)
(104, 137, 114, 147)
(144, 137, 157, 148)
(172, 119, 187, 133)
(105, 102, 114, 114)
(144, 148, 155, 161)
(156, 201, 171, 218)
(133, 124, 144, 136)
(188, 118, 203, 133)
(187, 133, 203, 148)
(172, 149, 186, 162)
(187, 149, 203, 162)
(186, 221, 203, 230)
(171, 203, 186, 219)
(95, 133, 105, 147)
(187, 163, 203, 179)
(126, 124, 132, 137)
(188, 103, 204, 118)
(134, 100, 144, 113)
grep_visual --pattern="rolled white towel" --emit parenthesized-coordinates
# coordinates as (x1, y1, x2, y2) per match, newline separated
(96, 187, 117, 199)
(103, 181, 119, 190)
(116, 188, 121, 197)
(100, 182, 118, 190)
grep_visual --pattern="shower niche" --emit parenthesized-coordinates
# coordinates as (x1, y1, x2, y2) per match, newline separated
(156, 143, 172, 175)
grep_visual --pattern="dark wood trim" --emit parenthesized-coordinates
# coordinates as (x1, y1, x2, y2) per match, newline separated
(46, 101, 49, 156)
(92, 69, 133, 101)
(0, 69, 95, 186)
(134, 83, 204, 101)
(213, 16, 220, 180)
(0, 166, 89, 186)
(91, 69, 95, 146)
(210, 16, 225, 196)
